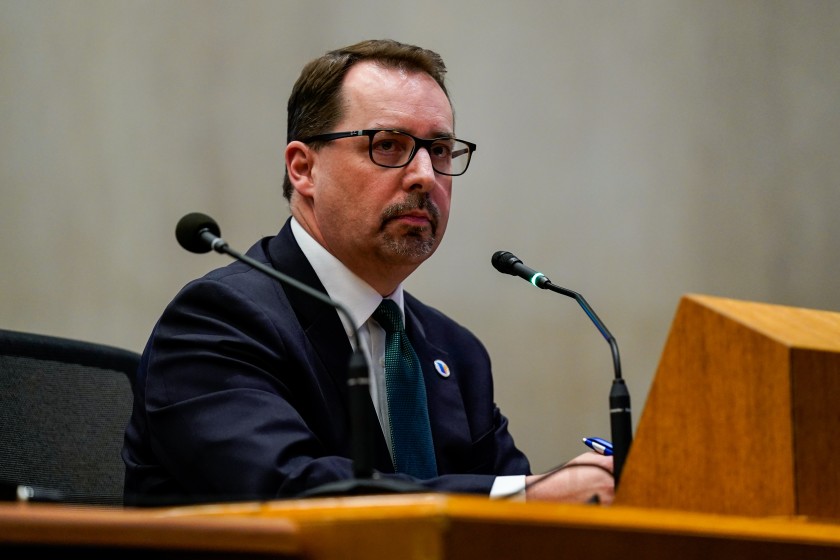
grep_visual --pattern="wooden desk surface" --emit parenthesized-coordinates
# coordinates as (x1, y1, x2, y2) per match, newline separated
(167, 493, 840, 559)
(0, 500, 300, 558)
(3, 494, 840, 559)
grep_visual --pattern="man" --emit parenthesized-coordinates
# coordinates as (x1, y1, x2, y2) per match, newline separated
(122, 39, 613, 505)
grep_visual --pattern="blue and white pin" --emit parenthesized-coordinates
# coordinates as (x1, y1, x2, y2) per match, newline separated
(433, 359, 451, 378)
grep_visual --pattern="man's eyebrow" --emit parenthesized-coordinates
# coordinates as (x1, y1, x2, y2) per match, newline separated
(425, 127, 455, 138)
(372, 125, 455, 139)
(422, 130, 456, 139)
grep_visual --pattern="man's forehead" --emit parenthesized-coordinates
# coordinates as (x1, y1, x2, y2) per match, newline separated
(343, 61, 442, 94)
(340, 62, 454, 128)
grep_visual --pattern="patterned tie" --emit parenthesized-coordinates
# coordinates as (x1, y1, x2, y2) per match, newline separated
(372, 299, 437, 479)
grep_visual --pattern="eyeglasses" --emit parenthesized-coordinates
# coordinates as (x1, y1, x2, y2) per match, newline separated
(300, 129, 477, 176)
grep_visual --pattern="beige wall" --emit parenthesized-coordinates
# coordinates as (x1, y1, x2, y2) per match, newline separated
(2, 0, 839, 472)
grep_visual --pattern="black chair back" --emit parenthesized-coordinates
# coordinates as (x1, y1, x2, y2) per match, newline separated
(0, 329, 139, 506)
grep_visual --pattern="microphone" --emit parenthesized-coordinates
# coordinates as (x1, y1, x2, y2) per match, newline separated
(491, 250, 633, 487)
(175, 212, 223, 253)
(175, 212, 424, 497)
(491, 250, 552, 289)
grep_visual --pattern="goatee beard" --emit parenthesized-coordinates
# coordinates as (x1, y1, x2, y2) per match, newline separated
(380, 193, 440, 259)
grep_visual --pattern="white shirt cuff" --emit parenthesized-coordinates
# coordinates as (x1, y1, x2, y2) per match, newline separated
(490, 475, 526, 501)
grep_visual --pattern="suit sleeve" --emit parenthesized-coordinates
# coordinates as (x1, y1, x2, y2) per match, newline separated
(128, 273, 365, 501)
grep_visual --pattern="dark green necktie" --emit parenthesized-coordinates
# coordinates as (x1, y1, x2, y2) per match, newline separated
(372, 299, 437, 479)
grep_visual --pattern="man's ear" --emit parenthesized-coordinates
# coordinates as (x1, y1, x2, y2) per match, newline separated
(285, 141, 316, 196)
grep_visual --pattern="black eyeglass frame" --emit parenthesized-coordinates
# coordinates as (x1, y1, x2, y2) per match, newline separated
(300, 129, 477, 176)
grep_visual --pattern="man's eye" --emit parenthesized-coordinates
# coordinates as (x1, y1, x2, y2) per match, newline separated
(431, 143, 452, 158)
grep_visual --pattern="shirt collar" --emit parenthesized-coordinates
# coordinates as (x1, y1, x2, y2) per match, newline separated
(290, 217, 405, 334)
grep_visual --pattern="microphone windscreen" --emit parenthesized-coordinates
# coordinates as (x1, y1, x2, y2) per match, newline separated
(176, 212, 221, 254)
(491, 250, 520, 275)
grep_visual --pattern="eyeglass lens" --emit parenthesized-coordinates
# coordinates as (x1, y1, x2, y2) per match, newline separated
(370, 130, 471, 175)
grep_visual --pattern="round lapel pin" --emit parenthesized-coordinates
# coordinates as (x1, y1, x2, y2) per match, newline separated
(433, 359, 451, 378)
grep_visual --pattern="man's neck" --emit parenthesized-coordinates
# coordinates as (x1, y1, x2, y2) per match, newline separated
(290, 210, 415, 296)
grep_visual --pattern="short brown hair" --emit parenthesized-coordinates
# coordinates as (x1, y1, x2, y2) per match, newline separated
(282, 39, 450, 200)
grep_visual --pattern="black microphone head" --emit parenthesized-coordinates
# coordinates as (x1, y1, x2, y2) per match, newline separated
(176, 212, 221, 254)
(491, 250, 522, 275)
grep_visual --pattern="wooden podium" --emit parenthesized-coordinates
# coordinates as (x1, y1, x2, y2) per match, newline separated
(616, 293, 840, 519)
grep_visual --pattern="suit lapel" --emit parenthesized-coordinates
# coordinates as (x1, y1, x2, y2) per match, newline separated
(266, 222, 351, 383)
(265, 220, 393, 472)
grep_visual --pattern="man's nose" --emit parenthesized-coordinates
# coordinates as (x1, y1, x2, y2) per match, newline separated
(403, 147, 438, 191)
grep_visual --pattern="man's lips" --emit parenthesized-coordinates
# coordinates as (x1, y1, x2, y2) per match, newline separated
(389, 211, 432, 225)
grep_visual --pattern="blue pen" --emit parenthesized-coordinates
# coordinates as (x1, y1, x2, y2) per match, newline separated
(582, 437, 613, 456)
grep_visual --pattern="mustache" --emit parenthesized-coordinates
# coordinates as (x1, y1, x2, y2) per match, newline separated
(381, 193, 440, 229)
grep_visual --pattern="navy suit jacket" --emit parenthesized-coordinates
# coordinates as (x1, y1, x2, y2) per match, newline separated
(123, 218, 530, 505)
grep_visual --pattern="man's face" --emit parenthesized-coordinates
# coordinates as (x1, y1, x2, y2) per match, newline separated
(296, 61, 455, 288)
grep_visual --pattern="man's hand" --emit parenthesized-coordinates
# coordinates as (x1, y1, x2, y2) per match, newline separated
(524, 452, 615, 504)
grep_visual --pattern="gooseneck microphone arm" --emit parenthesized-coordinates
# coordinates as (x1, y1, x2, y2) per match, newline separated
(541, 282, 621, 379)
(548, 282, 632, 487)
(491, 250, 633, 486)
(175, 212, 374, 480)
